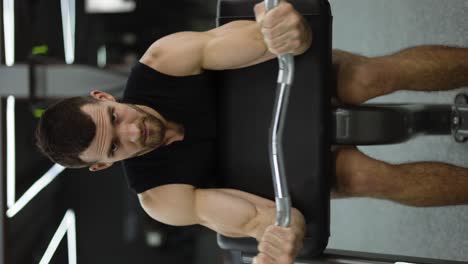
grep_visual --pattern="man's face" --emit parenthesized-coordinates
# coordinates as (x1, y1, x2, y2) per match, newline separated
(79, 99, 166, 171)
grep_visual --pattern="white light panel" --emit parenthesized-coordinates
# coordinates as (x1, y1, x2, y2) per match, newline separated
(61, 0, 75, 64)
(85, 0, 136, 13)
(6, 164, 65, 218)
(39, 210, 77, 264)
(6, 96, 15, 209)
(3, 0, 15, 66)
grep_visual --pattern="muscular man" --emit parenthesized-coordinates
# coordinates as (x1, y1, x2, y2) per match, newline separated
(34, 1, 468, 263)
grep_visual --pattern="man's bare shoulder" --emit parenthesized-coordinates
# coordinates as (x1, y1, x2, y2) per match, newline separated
(137, 184, 199, 226)
(139, 32, 211, 77)
(138, 184, 196, 205)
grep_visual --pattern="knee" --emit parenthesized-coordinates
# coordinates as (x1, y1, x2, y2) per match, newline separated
(333, 147, 368, 196)
(334, 163, 376, 197)
(336, 60, 393, 105)
(333, 147, 395, 197)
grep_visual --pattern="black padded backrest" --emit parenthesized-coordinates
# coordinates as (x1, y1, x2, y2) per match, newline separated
(216, 0, 332, 257)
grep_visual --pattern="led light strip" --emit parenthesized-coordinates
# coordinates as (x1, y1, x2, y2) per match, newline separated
(6, 96, 15, 209)
(39, 209, 77, 264)
(61, 0, 75, 64)
(6, 96, 65, 218)
(6, 164, 65, 218)
(3, 0, 15, 66)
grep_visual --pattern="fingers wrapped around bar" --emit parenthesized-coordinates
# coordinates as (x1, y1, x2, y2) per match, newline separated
(254, 1, 312, 55)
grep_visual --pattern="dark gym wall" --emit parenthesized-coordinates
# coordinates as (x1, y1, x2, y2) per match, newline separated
(2, 0, 225, 263)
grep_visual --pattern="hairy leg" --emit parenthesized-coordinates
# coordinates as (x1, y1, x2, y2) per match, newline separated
(331, 47, 468, 205)
(332, 147, 468, 207)
(375, 45, 468, 92)
(332, 46, 468, 104)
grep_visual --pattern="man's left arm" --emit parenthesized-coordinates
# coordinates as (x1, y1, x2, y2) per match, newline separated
(140, 1, 312, 76)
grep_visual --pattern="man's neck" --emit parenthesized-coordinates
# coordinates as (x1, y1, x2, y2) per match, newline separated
(163, 121, 184, 146)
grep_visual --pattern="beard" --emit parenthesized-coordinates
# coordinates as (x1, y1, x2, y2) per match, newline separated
(128, 104, 166, 155)
(143, 114, 166, 147)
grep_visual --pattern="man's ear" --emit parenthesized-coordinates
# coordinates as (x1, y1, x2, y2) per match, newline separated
(89, 90, 116, 102)
(89, 162, 113, 172)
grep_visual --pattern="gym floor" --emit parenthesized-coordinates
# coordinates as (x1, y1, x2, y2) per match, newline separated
(329, 0, 468, 261)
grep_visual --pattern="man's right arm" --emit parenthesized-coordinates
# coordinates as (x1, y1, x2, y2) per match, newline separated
(138, 184, 305, 263)
(139, 2, 312, 77)
(139, 21, 275, 77)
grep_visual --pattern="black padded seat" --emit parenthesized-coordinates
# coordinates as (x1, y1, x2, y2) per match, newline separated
(215, 0, 333, 257)
(333, 104, 453, 145)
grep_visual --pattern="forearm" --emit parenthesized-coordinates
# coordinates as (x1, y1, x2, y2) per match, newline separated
(247, 200, 306, 243)
(195, 188, 271, 239)
(196, 188, 305, 242)
(203, 17, 312, 70)
(202, 21, 275, 70)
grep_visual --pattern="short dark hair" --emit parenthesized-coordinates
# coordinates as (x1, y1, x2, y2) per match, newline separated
(35, 96, 99, 168)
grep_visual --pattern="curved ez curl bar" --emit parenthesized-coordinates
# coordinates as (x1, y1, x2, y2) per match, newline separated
(266, 0, 295, 228)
